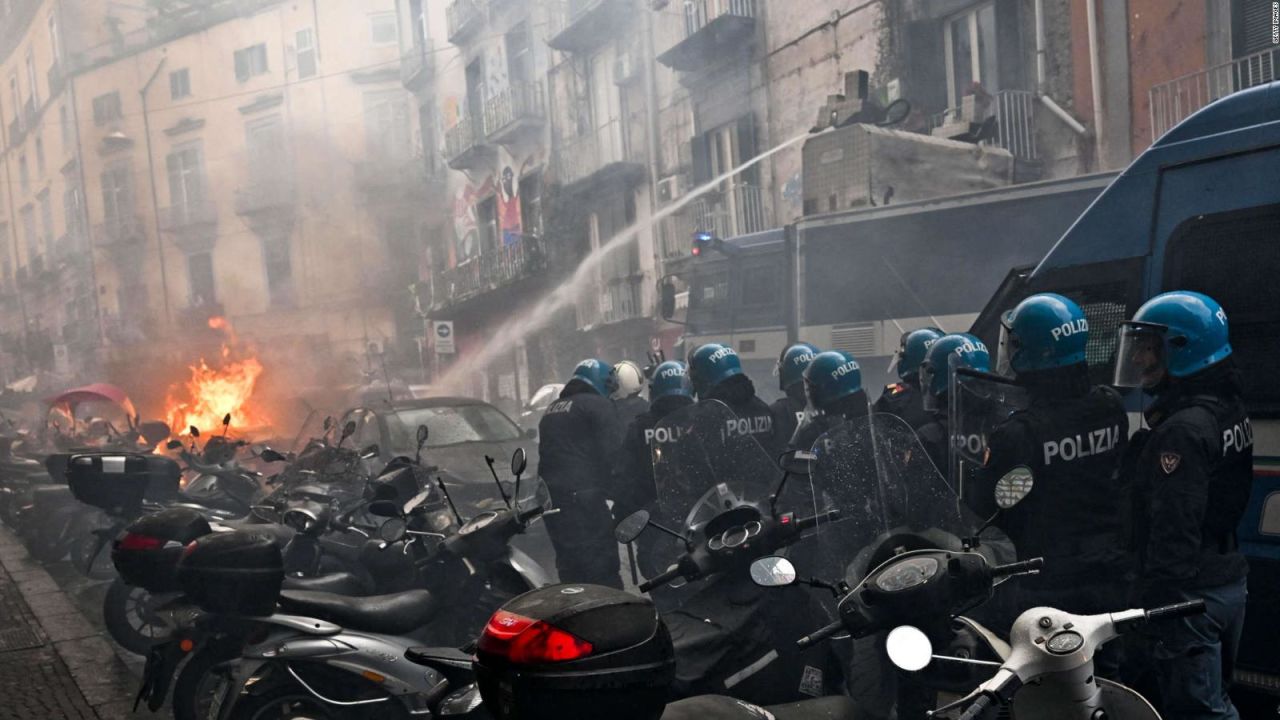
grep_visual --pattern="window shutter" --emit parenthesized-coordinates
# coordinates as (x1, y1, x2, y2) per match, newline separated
(234, 49, 249, 81)
(736, 113, 758, 185)
(691, 131, 711, 185)
(905, 20, 947, 115)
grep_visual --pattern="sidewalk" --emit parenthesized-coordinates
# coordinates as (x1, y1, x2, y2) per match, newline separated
(0, 527, 145, 720)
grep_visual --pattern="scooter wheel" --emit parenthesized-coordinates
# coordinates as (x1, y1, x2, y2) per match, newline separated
(172, 647, 238, 720)
(103, 579, 170, 655)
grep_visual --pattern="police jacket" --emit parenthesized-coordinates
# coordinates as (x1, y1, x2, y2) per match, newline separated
(975, 370, 1128, 584)
(769, 392, 807, 453)
(873, 379, 933, 431)
(787, 390, 870, 453)
(612, 394, 694, 516)
(615, 394, 650, 430)
(536, 383, 624, 496)
(703, 375, 780, 458)
(1131, 364, 1252, 603)
(914, 413, 949, 475)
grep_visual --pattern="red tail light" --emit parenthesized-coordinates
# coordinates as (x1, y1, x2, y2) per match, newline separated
(118, 533, 164, 551)
(478, 610, 594, 664)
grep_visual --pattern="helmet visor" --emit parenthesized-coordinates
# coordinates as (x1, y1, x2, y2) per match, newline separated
(995, 311, 1016, 377)
(919, 362, 939, 412)
(1114, 322, 1168, 389)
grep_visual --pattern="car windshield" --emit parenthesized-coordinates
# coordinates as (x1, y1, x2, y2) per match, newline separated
(386, 405, 522, 450)
(527, 385, 562, 410)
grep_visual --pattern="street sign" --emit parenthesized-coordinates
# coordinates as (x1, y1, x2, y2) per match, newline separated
(433, 320, 455, 354)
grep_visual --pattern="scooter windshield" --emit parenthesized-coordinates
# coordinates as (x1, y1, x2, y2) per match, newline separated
(948, 368, 1029, 506)
(806, 413, 984, 585)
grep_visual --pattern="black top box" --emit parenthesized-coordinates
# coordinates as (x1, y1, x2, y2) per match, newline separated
(66, 452, 181, 512)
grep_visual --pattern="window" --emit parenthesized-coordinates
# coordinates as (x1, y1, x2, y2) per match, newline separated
(20, 205, 37, 262)
(169, 69, 191, 99)
(58, 105, 69, 149)
(476, 196, 498, 255)
(295, 28, 317, 79)
(262, 234, 294, 306)
(9, 74, 20, 127)
(233, 43, 269, 82)
(101, 163, 133, 225)
(363, 90, 411, 159)
(519, 172, 542, 237)
(943, 2, 998, 108)
(38, 191, 53, 251)
(47, 14, 61, 63)
(92, 91, 122, 126)
(166, 143, 205, 211)
(18, 155, 28, 192)
(246, 115, 286, 184)
(35, 137, 44, 175)
(506, 22, 533, 85)
(369, 12, 398, 46)
(24, 50, 37, 108)
(187, 252, 216, 305)
(62, 186, 82, 240)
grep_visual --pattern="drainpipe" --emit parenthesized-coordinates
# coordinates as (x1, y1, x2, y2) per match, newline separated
(1033, 0, 1089, 137)
(139, 57, 173, 329)
(1085, 0, 1106, 166)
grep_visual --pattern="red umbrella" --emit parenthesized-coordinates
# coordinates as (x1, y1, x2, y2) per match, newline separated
(45, 383, 138, 421)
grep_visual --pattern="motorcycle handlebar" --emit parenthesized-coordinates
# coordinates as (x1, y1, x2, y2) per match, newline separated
(796, 619, 843, 649)
(990, 557, 1044, 578)
(1146, 599, 1206, 621)
(638, 565, 682, 594)
(958, 694, 995, 720)
(794, 508, 841, 532)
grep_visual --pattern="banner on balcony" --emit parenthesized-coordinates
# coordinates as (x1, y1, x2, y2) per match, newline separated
(498, 163, 524, 247)
(433, 320, 456, 355)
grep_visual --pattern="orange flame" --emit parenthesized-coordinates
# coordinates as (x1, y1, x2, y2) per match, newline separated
(163, 316, 269, 436)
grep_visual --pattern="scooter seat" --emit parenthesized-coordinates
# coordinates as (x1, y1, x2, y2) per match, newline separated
(277, 588, 438, 635)
(662, 695, 861, 720)
(282, 571, 370, 596)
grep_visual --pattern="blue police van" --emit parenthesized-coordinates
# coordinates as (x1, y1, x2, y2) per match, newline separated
(971, 81, 1280, 694)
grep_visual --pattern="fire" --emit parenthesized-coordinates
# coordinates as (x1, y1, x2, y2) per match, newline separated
(163, 317, 270, 436)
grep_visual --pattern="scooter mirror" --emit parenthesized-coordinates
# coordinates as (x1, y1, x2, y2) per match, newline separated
(416, 424, 429, 447)
(995, 466, 1035, 509)
(379, 517, 407, 543)
(367, 500, 402, 518)
(359, 444, 381, 459)
(341, 421, 358, 442)
(614, 510, 650, 544)
(189, 426, 200, 438)
(323, 417, 334, 431)
(777, 450, 815, 475)
(886, 625, 933, 672)
(510, 447, 527, 477)
(260, 448, 287, 463)
(749, 556, 798, 587)
(166, 440, 184, 450)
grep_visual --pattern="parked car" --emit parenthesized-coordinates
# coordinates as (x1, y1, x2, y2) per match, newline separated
(519, 383, 564, 427)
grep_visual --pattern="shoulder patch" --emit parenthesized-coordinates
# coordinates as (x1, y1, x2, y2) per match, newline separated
(885, 383, 905, 396)
(1160, 452, 1181, 475)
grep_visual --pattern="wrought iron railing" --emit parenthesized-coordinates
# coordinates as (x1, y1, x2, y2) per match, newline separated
(556, 117, 643, 186)
(927, 89, 1038, 161)
(577, 275, 645, 328)
(93, 215, 145, 247)
(435, 234, 546, 306)
(482, 82, 546, 138)
(159, 200, 218, 231)
(1149, 47, 1279, 141)
(682, 0, 756, 37)
(445, 116, 484, 162)
(660, 184, 773, 259)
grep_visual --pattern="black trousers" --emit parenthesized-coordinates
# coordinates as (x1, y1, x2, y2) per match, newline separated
(543, 487, 623, 589)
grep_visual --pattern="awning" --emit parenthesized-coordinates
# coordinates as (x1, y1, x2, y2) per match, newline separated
(45, 383, 138, 420)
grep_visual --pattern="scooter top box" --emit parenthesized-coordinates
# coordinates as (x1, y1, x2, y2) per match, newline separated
(177, 530, 283, 616)
(112, 507, 213, 593)
(65, 451, 181, 512)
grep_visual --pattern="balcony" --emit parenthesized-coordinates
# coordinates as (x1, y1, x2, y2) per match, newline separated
(235, 177, 295, 217)
(445, 116, 494, 171)
(47, 63, 65, 96)
(555, 118, 647, 192)
(159, 200, 218, 233)
(577, 275, 645, 329)
(657, 0, 757, 72)
(482, 82, 546, 144)
(659, 184, 773, 259)
(546, 0, 629, 53)
(400, 42, 435, 92)
(446, 0, 484, 45)
(434, 234, 546, 308)
(928, 89, 1039, 162)
(93, 215, 146, 254)
(1149, 46, 1278, 141)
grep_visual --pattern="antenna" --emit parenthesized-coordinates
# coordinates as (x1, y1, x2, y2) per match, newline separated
(484, 455, 512, 508)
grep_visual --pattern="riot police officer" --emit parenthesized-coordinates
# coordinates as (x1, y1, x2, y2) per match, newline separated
(537, 359, 625, 588)
(688, 343, 779, 457)
(977, 294, 1129, 676)
(612, 360, 650, 428)
(1115, 291, 1250, 720)
(770, 343, 819, 450)
(874, 327, 942, 430)
(788, 350, 868, 452)
(916, 333, 992, 473)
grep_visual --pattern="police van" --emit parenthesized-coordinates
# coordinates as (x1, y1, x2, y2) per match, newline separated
(970, 81, 1280, 694)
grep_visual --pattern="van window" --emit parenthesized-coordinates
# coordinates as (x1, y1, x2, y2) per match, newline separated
(1164, 203, 1280, 417)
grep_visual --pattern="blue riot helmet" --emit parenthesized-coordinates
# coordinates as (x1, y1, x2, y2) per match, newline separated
(919, 334, 991, 412)
(649, 361, 693, 400)
(776, 342, 819, 392)
(996, 293, 1089, 376)
(895, 328, 944, 381)
(568, 358, 618, 396)
(688, 343, 743, 398)
(803, 351, 863, 412)
(1114, 291, 1232, 390)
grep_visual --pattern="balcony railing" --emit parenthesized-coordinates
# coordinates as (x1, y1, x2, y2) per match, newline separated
(400, 42, 435, 91)
(556, 118, 646, 188)
(927, 89, 1038, 161)
(660, 184, 773, 259)
(482, 82, 546, 142)
(578, 275, 644, 328)
(546, 0, 627, 53)
(159, 200, 218, 232)
(445, 116, 491, 170)
(659, 0, 757, 71)
(235, 177, 295, 216)
(446, 0, 484, 44)
(1149, 47, 1279, 141)
(435, 234, 545, 306)
(93, 215, 145, 248)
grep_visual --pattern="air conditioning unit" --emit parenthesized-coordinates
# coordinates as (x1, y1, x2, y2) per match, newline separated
(657, 175, 685, 203)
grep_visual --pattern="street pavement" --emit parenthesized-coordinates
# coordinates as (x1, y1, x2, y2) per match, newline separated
(0, 527, 152, 719)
